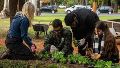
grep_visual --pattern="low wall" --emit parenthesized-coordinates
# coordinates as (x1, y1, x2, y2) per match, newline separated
(104, 21, 120, 32)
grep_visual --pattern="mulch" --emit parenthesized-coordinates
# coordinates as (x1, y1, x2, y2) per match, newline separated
(0, 38, 120, 54)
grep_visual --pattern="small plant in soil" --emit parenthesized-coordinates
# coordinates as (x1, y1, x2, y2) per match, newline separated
(74, 54, 89, 65)
(112, 63, 120, 68)
(67, 54, 77, 64)
(94, 60, 112, 68)
(51, 51, 67, 64)
(37, 51, 51, 60)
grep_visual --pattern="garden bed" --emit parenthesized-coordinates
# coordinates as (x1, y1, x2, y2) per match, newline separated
(0, 46, 120, 68)
(0, 38, 120, 68)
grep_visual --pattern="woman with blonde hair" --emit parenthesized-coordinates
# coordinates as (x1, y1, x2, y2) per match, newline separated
(1, 2, 37, 60)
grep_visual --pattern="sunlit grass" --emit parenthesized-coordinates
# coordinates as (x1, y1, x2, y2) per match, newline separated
(57, 8, 65, 13)
(99, 16, 120, 21)
(0, 14, 120, 38)
(34, 14, 65, 22)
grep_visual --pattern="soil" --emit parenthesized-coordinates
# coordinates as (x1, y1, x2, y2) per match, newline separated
(0, 39, 5, 45)
(0, 38, 120, 54)
(0, 38, 120, 66)
(0, 38, 78, 54)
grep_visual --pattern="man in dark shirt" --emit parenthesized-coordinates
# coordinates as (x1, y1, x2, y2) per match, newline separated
(64, 8, 99, 56)
(41, 19, 73, 57)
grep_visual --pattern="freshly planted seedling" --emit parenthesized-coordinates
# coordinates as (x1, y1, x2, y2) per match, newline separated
(59, 58, 67, 64)
(68, 54, 77, 64)
(51, 51, 66, 63)
(76, 54, 89, 64)
(37, 51, 51, 60)
(94, 60, 112, 68)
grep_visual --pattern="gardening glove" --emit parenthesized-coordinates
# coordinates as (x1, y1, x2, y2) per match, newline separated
(31, 44, 36, 53)
(73, 40, 77, 47)
(91, 53, 101, 60)
(76, 38, 85, 47)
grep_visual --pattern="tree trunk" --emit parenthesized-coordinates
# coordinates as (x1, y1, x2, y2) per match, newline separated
(118, 0, 120, 6)
(0, 0, 4, 11)
(82, 0, 86, 5)
(37, 0, 40, 16)
(78, 0, 81, 4)
(108, 0, 111, 6)
(0, 0, 9, 18)
(50, 0, 54, 5)
(18, 0, 25, 11)
(9, 0, 25, 23)
(9, 0, 18, 23)
(30, 0, 38, 16)
(114, 3, 118, 13)
(92, 0, 97, 13)
(3, 0, 9, 10)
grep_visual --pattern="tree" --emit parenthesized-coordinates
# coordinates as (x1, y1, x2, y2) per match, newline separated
(118, 0, 120, 5)
(66, 0, 74, 7)
(92, 0, 97, 13)
(0, 0, 4, 11)
(54, 0, 64, 5)
(0, 0, 9, 18)
(108, 0, 111, 6)
(111, 0, 118, 13)
(9, 0, 25, 23)
(29, 0, 40, 16)
(50, 0, 54, 5)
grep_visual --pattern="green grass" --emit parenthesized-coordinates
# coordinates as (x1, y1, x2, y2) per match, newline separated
(57, 8, 65, 13)
(99, 16, 120, 21)
(118, 9, 120, 13)
(0, 18, 10, 38)
(0, 14, 120, 38)
(34, 14, 65, 22)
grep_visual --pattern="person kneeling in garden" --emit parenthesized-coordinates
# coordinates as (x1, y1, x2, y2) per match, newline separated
(91, 21, 119, 63)
(40, 19, 73, 57)
(0, 2, 37, 60)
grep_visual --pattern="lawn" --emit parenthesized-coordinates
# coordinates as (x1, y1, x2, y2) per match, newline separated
(99, 15, 120, 21)
(0, 14, 120, 39)
(0, 13, 120, 38)
(0, 14, 120, 38)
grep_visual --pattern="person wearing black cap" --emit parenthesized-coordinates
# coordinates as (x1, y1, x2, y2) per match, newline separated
(40, 19, 73, 57)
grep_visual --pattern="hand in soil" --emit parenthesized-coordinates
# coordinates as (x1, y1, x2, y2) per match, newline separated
(31, 44, 36, 53)
(91, 53, 101, 60)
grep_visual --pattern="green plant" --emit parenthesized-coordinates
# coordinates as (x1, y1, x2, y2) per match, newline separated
(59, 57, 67, 64)
(36, 51, 51, 60)
(94, 60, 112, 68)
(0, 60, 28, 68)
(76, 54, 89, 64)
(112, 63, 120, 68)
(68, 54, 77, 64)
(51, 51, 66, 64)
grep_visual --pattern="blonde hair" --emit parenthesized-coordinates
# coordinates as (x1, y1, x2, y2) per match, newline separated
(22, 2, 35, 26)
